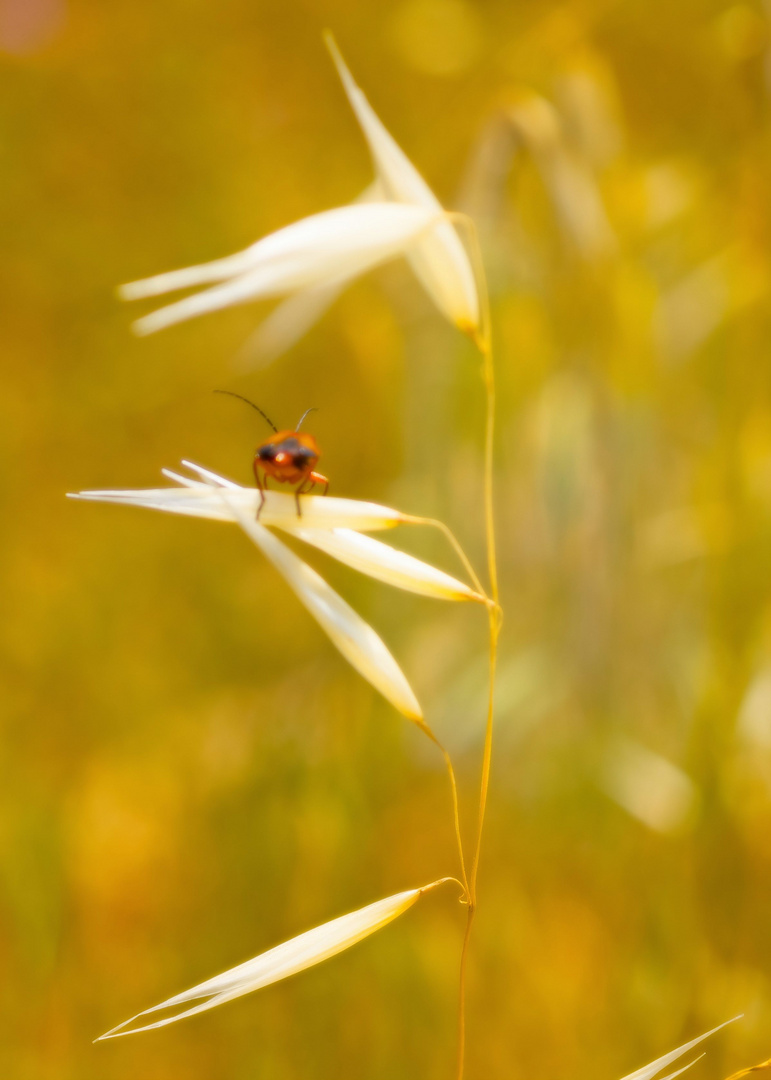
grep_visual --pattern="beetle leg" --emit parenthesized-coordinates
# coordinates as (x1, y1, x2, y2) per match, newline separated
(294, 476, 314, 517)
(309, 470, 329, 496)
(253, 460, 266, 521)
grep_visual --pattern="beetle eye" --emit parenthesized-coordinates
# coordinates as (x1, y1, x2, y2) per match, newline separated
(294, 449, 315, 468)
(258, 445, 276, 461)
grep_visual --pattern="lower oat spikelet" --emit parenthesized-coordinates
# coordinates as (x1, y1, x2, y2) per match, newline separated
(619, 1019, 742, 1080)
(95, 880, 457, 1040)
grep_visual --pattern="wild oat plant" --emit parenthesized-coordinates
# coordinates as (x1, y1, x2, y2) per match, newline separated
(71, 35, 741, 1080)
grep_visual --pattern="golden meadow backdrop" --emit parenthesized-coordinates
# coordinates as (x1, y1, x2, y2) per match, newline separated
(3, 0, 771, 1076)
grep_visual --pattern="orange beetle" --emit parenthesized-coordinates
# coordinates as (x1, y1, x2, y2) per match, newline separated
(216, 391, 329, 518)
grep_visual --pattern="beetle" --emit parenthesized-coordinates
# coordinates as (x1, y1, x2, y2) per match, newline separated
(215, 391, 329, 518)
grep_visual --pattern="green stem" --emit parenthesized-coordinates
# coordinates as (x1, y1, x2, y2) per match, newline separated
(456, 222, 500, 1079)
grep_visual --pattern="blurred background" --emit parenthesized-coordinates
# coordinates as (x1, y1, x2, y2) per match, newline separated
(2, 0, 771, 1077)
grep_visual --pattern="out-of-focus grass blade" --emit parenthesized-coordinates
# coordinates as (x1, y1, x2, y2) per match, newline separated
(506, 94, 615, 261)
(226, 496, 423, 720)
(601, 737, 696, 834)
(619, 1018, 743, 1080)
(96, 879, 450, 1040)
(293, 526, 484, 602)
(235, 275, 351, 369)
(724, 1059, 771, 1080)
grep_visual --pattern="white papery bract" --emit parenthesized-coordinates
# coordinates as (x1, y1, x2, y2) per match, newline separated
(293, 526, 482, 602)
(120, 202, 443, 336)
(70, 461, 407, 531)
(70, 463, 485, 718)
(69, 462, 483, 600)
(225, 494, 423, 720)
(96, 879, 450, 1040)
(326, 34, 480, 334)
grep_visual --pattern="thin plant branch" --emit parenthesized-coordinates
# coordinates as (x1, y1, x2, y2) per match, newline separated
(445, 211, 501, 1080)
(416, 719, 470, 900)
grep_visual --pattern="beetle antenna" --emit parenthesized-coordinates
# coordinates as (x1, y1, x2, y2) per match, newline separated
(214, 390, 278, 433)
(296, 407, 318, 431)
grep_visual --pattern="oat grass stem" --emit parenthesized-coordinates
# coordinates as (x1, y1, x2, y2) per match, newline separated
(448, 212, 500, 1080)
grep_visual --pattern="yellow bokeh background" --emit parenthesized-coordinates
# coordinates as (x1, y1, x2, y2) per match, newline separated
(3, 0, 771, 1077)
